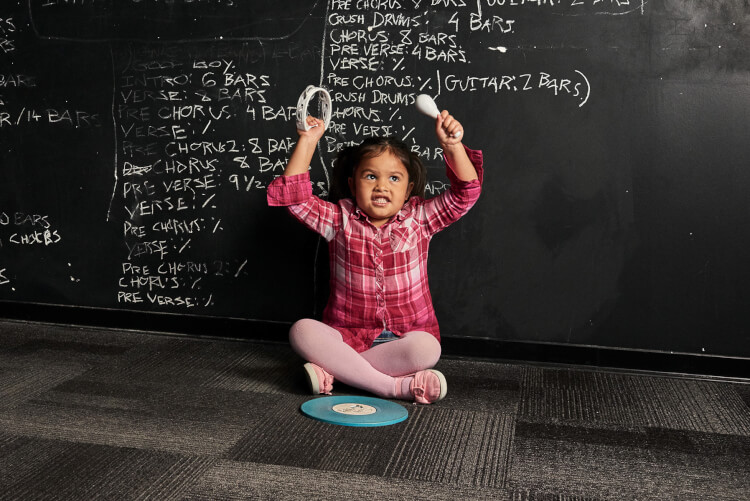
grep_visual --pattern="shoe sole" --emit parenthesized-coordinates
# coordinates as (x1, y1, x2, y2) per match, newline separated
(303, 363, 320, 394)
(427, 369, 448, 401)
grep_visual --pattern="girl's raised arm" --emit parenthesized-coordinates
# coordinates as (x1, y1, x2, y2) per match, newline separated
(282, 116, 326, 177)
(435, 111, 478, 182)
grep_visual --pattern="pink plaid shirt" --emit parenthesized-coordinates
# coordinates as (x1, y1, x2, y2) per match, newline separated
(268, 147, 483, 352)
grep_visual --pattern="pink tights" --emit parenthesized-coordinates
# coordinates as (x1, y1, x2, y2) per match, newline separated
(289, 318, 442, 399)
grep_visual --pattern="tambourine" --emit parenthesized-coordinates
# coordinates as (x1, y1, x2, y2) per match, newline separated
(295, 85, 332, 131)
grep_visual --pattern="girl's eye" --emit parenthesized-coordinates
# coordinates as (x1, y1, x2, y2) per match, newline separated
(390, 176, 400, 182)
(365, 174, 376, 180)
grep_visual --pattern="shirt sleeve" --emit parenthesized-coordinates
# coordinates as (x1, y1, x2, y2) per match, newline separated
(421, 145, 484, 235)
(267, 172, 341, 241)
(267, 172, 313, 206)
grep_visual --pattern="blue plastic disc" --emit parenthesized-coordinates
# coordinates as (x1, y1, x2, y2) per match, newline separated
(300, 396, 408, 427)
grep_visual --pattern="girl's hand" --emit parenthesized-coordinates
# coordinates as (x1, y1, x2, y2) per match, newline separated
(297, 115, 326, 144)
(435, 110, 464, 149)
(283, 116, 326, 177)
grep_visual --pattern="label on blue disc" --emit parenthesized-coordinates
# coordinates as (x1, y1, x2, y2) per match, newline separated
(301, 396, 408, 427)
(332, 403, 377, 416)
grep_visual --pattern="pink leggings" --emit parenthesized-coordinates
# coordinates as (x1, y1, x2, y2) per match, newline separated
(289, 318, 442, 399)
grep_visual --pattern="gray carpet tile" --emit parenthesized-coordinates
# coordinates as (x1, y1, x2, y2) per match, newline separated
(6, 338, 130, 357)
(429, 358, 522, 413)
(520, 366, 750, 435)
(0, 324, 140, 361)
(384, 406, 515, 488)
(0, 437, 214, 501)
(0, 397, 250, 456)
(0, 363, 88, 410)
(510, 433, 750, 500)
(185, 460, 510, 501)
(0, 325, 137, 412)
(0, 434, 72, 499)
(77, 337, 299, 397)
(227, 393, 406, 473)
(646, 427, 750, 458)
(0, 319, 749, 500)
(508, 491, 603, 501)
(34, 377, 281, 427)
(205, 342, 302, 394)
(734, 383, 750, 408)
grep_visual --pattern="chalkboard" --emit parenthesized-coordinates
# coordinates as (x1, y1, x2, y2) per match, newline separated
(1, 0, 749, 359)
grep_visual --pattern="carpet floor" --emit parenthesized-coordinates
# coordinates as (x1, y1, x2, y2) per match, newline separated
(0, 319, 748, 500)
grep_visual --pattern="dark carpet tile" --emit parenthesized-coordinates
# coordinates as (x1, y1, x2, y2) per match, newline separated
(509, 490, 604, 501)
(384, 406, 515, 488)
(0, 438, 214, 500)
(643, 427, 700, 454)
(80, 337, 297, 396)
(687, 428, 750, 458)
(79, 337, 214, 384)
(645, 428, 750, 469)
(185, 460, 511, 501)
(1, 320, 748, 500)
(433, 358, 522, 413)
(45, 374, 285, 426)
(0, 321, 142, 351)
(520, 366, 750, 435)
(734, 383, 750, 409)
(0, 397, 250, 456)
(515, 421, 648, 449)
(517, 421, 750, 467)
(6, 339, 130, 356)
(227, 390, 516, 489)
(0, 326, 31, 349)
(0, 434, 71, 500)
(204, 342, 303, 394)
(227, 394, 406, 474)
(0, 362, 88, 410)
(0, 325, 152, 394)
(52, 378, 157, 400)
(509, 430, 750, 500)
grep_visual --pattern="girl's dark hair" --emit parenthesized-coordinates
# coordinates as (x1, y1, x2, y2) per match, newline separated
(329, 136, 427, 203)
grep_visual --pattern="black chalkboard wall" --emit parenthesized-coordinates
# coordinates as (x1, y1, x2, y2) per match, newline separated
(1, 1, 749, 362)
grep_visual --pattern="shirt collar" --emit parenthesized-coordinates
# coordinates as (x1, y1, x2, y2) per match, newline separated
(394, 199, 415, 222)
(350, 198, 415, 225)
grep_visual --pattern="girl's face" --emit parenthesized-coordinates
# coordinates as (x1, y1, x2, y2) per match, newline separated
(348, 151, 414, 228)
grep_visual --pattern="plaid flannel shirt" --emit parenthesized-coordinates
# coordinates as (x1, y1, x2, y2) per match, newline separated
(268, 146, 483, 352)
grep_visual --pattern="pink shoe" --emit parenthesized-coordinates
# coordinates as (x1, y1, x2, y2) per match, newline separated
(303, 362, 333, 395)
(404, 369, 447, 404)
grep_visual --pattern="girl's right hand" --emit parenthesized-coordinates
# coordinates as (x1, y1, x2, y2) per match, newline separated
(282, 116, 327, 176)
(297, 116, 326, 144)
(435, 110, 464, 149)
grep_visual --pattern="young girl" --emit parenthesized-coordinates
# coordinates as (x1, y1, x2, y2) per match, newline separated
(267, 110, 483, 404)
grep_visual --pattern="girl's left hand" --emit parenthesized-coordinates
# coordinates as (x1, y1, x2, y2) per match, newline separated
(436, 110, 464, 148)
